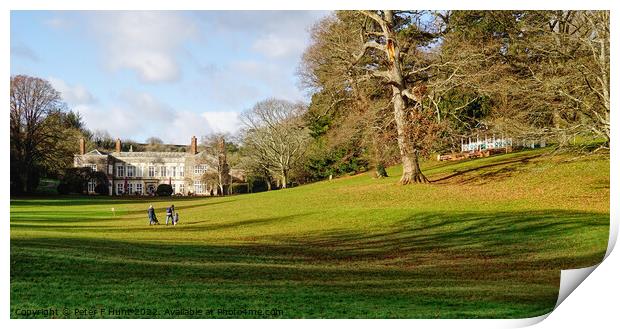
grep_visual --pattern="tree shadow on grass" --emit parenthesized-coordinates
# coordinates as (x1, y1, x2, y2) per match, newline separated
(10, 196, 234, 208)
(10, 213, 310, 235)
(10, 199, 238, 225)
(121, 199, 238, 218)
(10, 209, 608, 319)
(429, 153, 542, 184)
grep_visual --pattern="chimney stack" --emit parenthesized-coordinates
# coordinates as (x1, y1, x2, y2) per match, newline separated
(79, 138, 85, 155)
(218, 137, 226, 159)
(189, 136, 197, 154)
(115, 138, 121, 153)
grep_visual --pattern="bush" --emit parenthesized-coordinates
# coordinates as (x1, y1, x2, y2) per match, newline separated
(231, 183, 249, 194)
(57, 183, 70, 195)
(156, 184, 173, 196)
(94, 183, 108, 195)
(60, 167, 91, 194)
(376, 163, 388, 178)
(249, 179, 269, 193)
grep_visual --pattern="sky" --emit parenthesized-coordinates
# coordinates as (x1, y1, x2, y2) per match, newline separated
(10, 10, 329, 144)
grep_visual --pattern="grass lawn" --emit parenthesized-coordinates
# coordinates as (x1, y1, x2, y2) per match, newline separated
(10, 148, 610, 318)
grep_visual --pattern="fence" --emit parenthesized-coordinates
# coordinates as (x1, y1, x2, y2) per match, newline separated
(461, 135, 513, 153)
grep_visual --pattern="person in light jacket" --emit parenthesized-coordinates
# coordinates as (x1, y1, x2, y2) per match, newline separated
(148, 205, 158, 225)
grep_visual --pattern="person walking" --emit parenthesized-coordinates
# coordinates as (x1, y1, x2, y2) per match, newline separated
(165, 204, 175, 225)
(173, 212, 179, 226)
(147, 205, 158, 225)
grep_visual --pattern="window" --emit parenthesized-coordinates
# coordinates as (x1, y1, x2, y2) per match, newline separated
(136, 166, 143, 177)
(108, 165, 113, 175)
(136, 183, 143, 195)
(194, 164, 208, 175)
(88, 180, 96, 193)
(148, 166, 155, 177)
(127, 165, 135, 177)
(116, 183, 124, 195)
(179, 166, 184, 177)
(171, 166, 176, 177)
(179, 183, 184, 194)
(117, 165, 125, 177)
(127, 183, 134, 194)
(194, 182, 204, 194)
(160, 166, 167, 177)
(85, 164, 97, 171)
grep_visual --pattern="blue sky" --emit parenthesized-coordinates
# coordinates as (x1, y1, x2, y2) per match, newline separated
(10, 11, 329, 144)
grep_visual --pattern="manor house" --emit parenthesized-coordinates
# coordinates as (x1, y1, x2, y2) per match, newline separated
(74, 136, 223, 196)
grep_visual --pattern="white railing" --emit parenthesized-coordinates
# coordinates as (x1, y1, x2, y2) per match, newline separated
(461, 136, 513, 153)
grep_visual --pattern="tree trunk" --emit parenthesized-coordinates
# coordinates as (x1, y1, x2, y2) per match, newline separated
(412, 149, 429, 183)
(355, 10, 429, 184)
(391, 87, 417, 184)
(386, 11, 426, 185)
(281, 169, 288, 189)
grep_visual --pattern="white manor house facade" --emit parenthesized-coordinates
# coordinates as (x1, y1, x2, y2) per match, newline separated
(74, 136, 225, 196)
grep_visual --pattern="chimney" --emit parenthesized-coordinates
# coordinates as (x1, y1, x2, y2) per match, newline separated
(115, 138, 121, 153)
(218, 137, 226, 159)
(189, 136, 197, 154)
(79, 138, 85, 155)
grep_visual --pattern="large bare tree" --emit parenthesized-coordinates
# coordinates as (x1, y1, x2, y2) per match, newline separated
(201, 133, 231, 196)
(10, 75, 69, 194)
(240, 99, 310, 189)
(352, 10, 439, 184)
(299, 12, 396, 179)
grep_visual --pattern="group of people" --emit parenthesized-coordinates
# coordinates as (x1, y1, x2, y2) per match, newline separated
(147, 204, 179, 226)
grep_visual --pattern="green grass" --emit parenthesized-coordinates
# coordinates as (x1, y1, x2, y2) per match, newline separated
(10, 149, 610, 318)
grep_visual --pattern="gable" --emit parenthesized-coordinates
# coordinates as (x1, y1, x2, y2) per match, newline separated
(85, 149, 105, 155)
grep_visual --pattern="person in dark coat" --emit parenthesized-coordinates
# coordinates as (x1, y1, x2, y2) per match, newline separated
(165, 204, 175, 225)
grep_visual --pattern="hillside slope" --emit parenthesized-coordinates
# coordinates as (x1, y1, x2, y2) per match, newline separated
(10, 149, 610, 318)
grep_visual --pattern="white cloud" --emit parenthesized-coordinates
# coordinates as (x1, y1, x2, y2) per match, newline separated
(252, 33, 307, 59)
(118, 90, 173, 122)
(76, 104, 135, 139)
(48, 77, 96, 105)
(190, 59, 307, 119)
(88, 11, 197, 83)
(162, 111, 208, 144)
(203, 111, 241, 134)
(193, 12, 328, 107)
(198, 11, 328, 62)
(231, 59, 305, 100)
(78, 89, 241, 145)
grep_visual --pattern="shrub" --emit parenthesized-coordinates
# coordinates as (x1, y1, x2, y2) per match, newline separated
(57, 183, 70, 195)
(156, 184, 173, 196)
(94, 183, 108, 195)
(231, 183, 249, 194)
(249, 179, 269, 193)
(376, 163, 388, 178)
(61, 167, 91, 193)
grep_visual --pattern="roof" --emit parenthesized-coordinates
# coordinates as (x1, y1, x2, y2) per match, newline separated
(77, 150, 214, 161)
(114, 151, 190, 158)
(83, 149, 107, 156)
